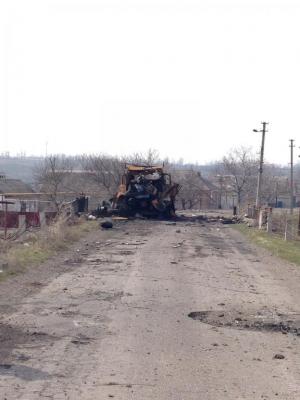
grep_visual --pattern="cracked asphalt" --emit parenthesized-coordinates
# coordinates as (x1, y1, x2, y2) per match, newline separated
(1, 219, 300, 399)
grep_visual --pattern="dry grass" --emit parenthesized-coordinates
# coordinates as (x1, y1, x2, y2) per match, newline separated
(0, 217, 98, 280)
(234, 223, 300, 266)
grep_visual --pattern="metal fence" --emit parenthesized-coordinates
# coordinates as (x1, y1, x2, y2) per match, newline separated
(0, 197, 87, 241)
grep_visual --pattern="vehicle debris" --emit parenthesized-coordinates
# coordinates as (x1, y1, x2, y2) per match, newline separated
(101, 220, 113, 229)
(94, 164, 180, 219)
(273, 354, 285, 360)
(219, 217, 237, 224)
(112, 216, 129, 221)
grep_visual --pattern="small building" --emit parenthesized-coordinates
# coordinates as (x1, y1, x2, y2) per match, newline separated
(175, 170, 222, 210)
(0, 174, 36, 212)
(197, 174, 220, 209)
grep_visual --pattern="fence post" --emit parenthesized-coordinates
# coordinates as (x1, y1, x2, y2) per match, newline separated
(4, 202, 7, 240)
(39, 212, 46, 229)
(258, 209, 264, 229)
(267, 208, 272, 234)
(284, 213, 292, 241)
(18, 215, 26, 235)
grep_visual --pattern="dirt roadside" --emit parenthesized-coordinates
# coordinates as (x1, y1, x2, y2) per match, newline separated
(0, 219, 300, 399)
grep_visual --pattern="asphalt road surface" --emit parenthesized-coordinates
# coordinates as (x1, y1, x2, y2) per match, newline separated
(1, 219, 300, 399)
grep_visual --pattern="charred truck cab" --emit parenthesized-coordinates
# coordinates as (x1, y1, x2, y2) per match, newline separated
(113, 164, 180, 218)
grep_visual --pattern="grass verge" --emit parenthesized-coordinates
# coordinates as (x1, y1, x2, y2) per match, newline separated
(233, 223, 300, 266)
(0, 218, 98, 281)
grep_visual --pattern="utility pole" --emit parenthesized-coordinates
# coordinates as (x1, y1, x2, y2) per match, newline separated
(253, 122, 268, 208)
(289, 139, 295, 214)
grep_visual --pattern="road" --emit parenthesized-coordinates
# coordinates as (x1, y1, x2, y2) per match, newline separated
(1, 219, 300, 399)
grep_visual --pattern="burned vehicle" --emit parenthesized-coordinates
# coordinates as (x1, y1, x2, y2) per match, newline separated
(112, 164, 180, 218)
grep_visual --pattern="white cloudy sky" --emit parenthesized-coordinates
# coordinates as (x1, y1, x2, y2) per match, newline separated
(1, 0, 300, 164)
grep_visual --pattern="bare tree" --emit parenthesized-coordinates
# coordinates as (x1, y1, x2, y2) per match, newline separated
(34, 155, 73, 209)
(81, 154, 123, 196)
(125, 148, 161, 166)
(80, 149, 162, 198)
(221, 147, 258, 210)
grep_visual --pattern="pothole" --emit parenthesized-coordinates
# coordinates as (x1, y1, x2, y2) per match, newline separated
(188, 310, 300, 336)
(90, 290, 124, 302)
(88, 258, 122, 264)
(0, 323, 58, 361)
(117, 250, 134, 256)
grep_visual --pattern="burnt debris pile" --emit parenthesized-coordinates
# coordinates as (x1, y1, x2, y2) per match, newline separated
(94, 164, 181, 219)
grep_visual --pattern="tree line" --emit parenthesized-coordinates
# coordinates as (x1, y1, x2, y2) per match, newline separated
(33, 148, 296, 211)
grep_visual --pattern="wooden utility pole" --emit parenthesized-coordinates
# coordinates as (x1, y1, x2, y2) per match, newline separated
(254, 122, 268, 208)
(290, 139, 295, 214)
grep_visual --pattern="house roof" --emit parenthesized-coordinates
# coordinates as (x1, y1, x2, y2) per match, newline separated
(174, 169, 220, 192)
(0, 178, 34, 195)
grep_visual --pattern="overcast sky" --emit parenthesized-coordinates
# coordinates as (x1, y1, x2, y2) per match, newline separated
(1, 0, 300, 165)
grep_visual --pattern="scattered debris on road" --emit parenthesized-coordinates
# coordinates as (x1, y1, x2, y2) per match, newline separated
(0, 217, 299, 399)
(273, 354, 285, 360)
(101, 220, 113, 229)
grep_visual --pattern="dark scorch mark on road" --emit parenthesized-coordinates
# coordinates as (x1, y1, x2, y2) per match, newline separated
(188, 310, 300, 336)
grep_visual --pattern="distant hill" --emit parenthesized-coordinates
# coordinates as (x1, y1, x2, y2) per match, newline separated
(0, 157, 43, 184)
(0, 155, 293, 187)
(0, 156, 215, 184)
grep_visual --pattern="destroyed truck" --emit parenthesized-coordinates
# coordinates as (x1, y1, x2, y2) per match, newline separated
(111, 164, 180, 218)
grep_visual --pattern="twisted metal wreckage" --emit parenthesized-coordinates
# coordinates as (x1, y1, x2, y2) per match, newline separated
(95, 164, 181, 219)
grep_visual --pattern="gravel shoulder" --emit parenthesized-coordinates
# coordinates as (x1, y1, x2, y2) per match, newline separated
(0, 219, 300, 399)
